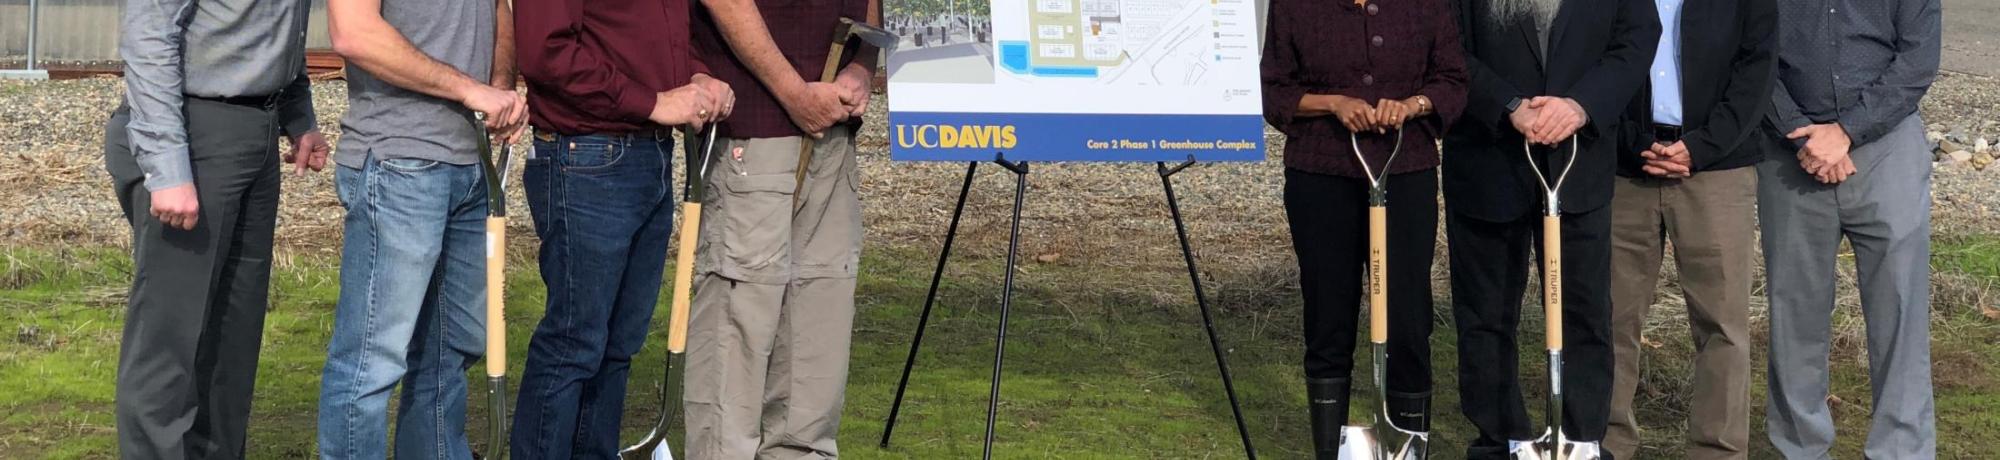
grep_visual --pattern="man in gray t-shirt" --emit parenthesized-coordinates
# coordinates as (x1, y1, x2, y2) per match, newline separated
(333, 0, 499, 168)
(316, 0, 526, 457)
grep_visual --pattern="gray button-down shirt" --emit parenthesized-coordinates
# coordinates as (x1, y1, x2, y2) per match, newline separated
(121, 0, 318, 191)
(1769, 0, 1940, 146)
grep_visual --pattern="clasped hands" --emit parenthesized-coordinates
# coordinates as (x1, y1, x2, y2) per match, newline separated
(1326, 95, 1425, 134)
(1639, 141, 1692, 179)
(779, 64, 875, 138)
(650, 73, 737, 131)
(1789, 122, 1855, 184)
(1509, 96, 1587, 145)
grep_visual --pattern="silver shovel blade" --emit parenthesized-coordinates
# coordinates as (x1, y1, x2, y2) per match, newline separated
(1387, 430, 1429, 460)
(1559, 441, 1602, 460)
(1522, 432, 1602, 460)
(1336, 426, 1383, 460)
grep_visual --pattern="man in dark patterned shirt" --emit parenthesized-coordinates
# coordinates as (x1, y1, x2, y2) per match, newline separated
(1758, 0, 1941, 458)
(684, 0, 876, 457)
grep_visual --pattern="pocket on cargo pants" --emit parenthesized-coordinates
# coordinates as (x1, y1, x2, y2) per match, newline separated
(698, 137, 801, 285)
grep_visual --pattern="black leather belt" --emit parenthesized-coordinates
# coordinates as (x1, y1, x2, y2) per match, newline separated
(534, 128, 675, 142)
(1652, 123, 1684, 144)
(188, 92, 282, 110)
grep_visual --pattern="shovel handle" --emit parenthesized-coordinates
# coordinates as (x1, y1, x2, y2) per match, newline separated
(1368, 206, 1388, 344)
(1542, 215, 1562, 351)
(794, 40, 850, 206)
(667, 203, 702, 353)
(486, 217, 508, 377)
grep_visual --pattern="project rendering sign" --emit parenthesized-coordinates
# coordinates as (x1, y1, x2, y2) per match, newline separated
(884, 0, 1265, 162)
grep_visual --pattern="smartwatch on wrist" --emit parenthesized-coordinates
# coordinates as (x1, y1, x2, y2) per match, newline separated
(1505, 97, 1524, 113)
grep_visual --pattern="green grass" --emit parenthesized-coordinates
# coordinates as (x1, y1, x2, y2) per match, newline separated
(3, 241, 1998, 459)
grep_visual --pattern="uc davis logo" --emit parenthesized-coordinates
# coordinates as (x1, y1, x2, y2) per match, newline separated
(895, 124, 1019, 149)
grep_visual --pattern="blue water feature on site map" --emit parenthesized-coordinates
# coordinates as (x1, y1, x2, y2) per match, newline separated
(997, 41, 1099, 78)
(1000, 41, 1031, 73)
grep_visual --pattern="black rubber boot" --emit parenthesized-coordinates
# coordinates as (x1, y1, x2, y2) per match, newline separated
(1387, 391, 1432, 459)
(1308, 377, 1352, 460)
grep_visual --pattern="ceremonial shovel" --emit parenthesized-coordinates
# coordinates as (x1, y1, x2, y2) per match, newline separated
(793, 17, 900, 206)
(1516, 139, 1599, 460)
(473, 113, 515, 460)
(620, 126, 720, 460)
(1334, 127, 1429, 460)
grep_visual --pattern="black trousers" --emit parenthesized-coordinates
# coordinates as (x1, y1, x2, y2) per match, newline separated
(1446, 205, 1615, 459)
(1283, 167, 1437, 395)
(105, 101, 281, 460)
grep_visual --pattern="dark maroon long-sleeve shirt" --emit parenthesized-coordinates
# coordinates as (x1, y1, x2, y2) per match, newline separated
(692, 0, 871, 139)
(1261, 0, 1469, 178)
(515, 0, 709, 135)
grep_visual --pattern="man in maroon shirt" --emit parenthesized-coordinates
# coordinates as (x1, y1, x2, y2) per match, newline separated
(683, 0, 876, 457)
(508, 0, 732, 456)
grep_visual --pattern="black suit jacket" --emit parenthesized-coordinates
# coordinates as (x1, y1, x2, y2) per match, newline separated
(1617, 0, 1778, 177)
(1443, 0, 1661, 222)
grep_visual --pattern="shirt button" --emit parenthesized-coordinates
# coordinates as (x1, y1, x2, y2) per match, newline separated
(1371, 36, 1384, 47)
(1366, 3, 1379, 15)
(1362, 74, 1375, 85)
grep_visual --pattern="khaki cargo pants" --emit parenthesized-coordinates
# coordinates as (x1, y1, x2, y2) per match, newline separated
(684, 127, 861, 460)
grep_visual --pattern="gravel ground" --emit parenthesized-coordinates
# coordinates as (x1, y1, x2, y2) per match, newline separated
(3, 73, 1998, 298)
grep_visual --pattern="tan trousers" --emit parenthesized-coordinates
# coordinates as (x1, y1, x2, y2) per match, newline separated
(1604, 167, 1756, 460)
(684, 128, 862, 460)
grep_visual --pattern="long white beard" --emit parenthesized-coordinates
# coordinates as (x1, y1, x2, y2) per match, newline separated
(1487, 0, 1563, 24)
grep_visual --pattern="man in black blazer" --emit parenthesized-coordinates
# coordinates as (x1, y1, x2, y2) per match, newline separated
(1444, 0, 1658, 458)
(1603, 0, 1775, 458)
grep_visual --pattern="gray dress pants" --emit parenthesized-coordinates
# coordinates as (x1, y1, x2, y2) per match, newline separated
(1758, 114, 1935, 459)
(103, 100, 281, 460)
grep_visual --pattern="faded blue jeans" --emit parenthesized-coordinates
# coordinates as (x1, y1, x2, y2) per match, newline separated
(510, 132, 676, 458)
(317, 155, 488, 460)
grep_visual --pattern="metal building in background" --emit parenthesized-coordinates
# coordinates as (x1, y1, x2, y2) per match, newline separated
(1, 0, 331, 74)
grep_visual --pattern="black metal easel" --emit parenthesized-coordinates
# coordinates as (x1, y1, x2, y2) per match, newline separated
(878, 154, 1256, 459)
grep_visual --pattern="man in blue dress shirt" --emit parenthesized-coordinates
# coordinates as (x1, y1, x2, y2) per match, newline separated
(1604, 0, 1776, 457)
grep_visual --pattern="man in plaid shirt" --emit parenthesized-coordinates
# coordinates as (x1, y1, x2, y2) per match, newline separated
(684, 0, 877, 457)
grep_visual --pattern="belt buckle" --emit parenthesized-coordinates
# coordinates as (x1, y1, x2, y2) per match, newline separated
(1653, 124, 1683, 143)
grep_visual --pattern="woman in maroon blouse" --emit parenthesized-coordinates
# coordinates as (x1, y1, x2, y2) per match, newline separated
(1260, 0, 1467, 456)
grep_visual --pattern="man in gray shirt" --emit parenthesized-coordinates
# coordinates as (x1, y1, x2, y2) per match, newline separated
(103, 0, 328, 457)
(313, 0, 526, 456)
(1758, 0, 1941, 458)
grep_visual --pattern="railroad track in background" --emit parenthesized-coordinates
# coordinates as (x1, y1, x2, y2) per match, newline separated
(24, 50, 896, 91)
(21, 50, 348, 80)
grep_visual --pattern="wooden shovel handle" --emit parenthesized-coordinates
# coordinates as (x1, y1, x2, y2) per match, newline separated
(1368, 206, 1388, 344)
(1542, 215, 1562, 351)
(795, 41, 850, 204)
(667, 203, 702, 353)
(486, 217, 507, 378)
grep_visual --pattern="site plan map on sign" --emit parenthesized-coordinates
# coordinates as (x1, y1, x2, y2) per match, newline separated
(884, 0, 1264, 162)
(1006, 0, 1215, 84)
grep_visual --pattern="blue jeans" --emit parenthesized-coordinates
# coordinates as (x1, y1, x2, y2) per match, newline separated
(511, 132, 676, 458)
(318, 156, 489, 460)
